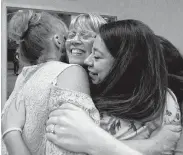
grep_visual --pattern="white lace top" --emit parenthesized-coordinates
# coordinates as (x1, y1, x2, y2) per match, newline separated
(2, 61, 100, 155)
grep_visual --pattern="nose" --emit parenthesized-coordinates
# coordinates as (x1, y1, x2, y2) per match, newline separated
(84, 54, 93, 67)
(70, 35, 82, 45)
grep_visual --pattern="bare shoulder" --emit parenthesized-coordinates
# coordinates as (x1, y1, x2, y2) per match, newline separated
(57, 65, 90, 95)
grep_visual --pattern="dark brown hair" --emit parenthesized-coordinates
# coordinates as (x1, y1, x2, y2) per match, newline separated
(93, 20, 168, 122)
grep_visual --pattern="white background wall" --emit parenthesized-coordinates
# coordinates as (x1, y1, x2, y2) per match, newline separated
(2, 0, 183, 106)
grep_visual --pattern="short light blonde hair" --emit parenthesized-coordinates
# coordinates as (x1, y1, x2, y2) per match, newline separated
(69, 13, 107, 33)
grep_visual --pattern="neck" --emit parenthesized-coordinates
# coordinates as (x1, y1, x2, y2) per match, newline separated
(45, 57, 57, 62)
(37, 55, 57, 64)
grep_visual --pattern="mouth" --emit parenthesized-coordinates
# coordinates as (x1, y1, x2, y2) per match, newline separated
(70, 49, 85, 56)
(88, 71, 98, 78)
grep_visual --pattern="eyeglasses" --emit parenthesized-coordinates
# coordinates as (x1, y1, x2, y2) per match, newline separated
(67, 30, 96, 40)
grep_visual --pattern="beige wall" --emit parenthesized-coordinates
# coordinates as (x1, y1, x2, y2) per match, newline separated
(2, 0, 183, 106)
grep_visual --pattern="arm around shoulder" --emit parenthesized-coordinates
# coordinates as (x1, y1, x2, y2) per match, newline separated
(87, 125, 143, 155)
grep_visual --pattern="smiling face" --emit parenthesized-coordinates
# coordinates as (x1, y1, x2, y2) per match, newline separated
(65, 28, 96, 65)
(84, 35, 115, 84)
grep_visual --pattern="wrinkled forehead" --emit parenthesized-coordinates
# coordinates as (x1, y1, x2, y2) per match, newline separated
(69, 16, 96, 33)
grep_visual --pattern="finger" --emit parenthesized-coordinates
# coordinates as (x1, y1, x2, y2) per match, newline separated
(46, 133, 59, 146)
(47, 116, 59, 126)
(46, 124, 65, 134)
(46, 124, 52, 133)
(54, 125, 65, 135)
(46, 124, 55, 133)
(49, 109, 63, 117)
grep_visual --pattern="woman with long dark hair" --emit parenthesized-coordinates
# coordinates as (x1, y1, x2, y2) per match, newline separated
(45, 20, 181, 154)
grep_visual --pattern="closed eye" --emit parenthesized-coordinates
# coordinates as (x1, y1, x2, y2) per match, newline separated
(67, 32, 76, 39)
(81, 33, 94, 40)
(94, 56, 100, 60)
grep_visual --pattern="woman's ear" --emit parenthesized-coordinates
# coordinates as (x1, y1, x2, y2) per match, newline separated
(53, 34, 62, 49)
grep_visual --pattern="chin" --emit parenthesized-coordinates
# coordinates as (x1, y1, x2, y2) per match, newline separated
(91, 80, 98, 85)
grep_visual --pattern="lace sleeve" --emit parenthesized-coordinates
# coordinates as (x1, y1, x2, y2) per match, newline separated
(46, 86, 100, 155)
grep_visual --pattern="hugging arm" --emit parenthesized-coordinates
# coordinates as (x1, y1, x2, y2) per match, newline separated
(87, 124, 181, 155)
(47, 106, 181, 155)
(47, 91, 181, 155)
(47, 105, 181, 155)
(123, 124, 181, 155)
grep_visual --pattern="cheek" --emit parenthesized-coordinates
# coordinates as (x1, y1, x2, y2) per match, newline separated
(100, 63, 113, 79)
(85, 40, 94, 54)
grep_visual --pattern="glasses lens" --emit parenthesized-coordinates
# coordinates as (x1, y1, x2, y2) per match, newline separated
(67, 30, 96, 40)
(68, 31, 77, 39)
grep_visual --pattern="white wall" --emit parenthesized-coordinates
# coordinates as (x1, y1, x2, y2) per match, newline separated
(2, 0, 183, 106)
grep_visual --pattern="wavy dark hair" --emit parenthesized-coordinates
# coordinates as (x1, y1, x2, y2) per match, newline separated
(157, 35, 183, 104)
(93, 20, 168, 122)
